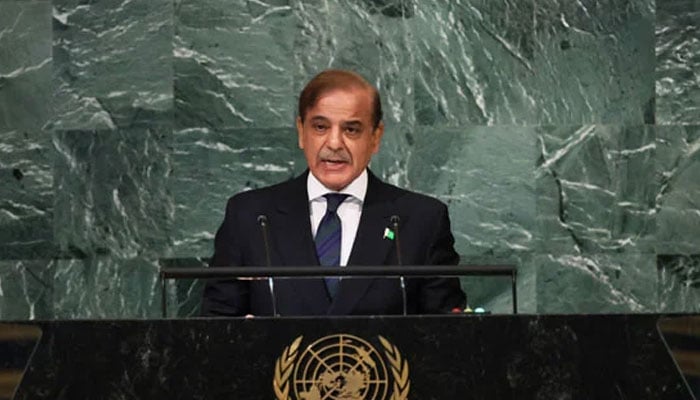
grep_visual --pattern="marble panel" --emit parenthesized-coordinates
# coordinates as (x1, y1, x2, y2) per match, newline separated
(170, 127, 305, 257)
(536, 125, 656, 254)
(0, 260, 53, 320)
(409, 0, 534, 125)
(656, 125, 700, 254)
(52, 257, 161, 319)
(367, 121, 413, 188)
(532, 0, 655, 124)
(656, 0, 700, 124)
(292, 0, 414, 126)
(658, 254, 700, 312)
(175, 0, 295, 130)
(159, 257, 208, 318)
(408, 125, 537, 258)
(0, 129, 54, 260)
(409, 0, 653, 125)
(0, 0, 697, 319)
(53, 128, 172, 259)
(0, 1, 51, 131)
(52, 0, 173, 130)
(537, 252, 657, 313)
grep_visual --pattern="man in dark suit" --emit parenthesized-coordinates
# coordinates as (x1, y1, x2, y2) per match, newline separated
(201, 69, 465, 316)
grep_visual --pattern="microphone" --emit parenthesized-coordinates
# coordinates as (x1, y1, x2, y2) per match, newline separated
(257, 215, 278, 316)
(390, 215, 407, 316)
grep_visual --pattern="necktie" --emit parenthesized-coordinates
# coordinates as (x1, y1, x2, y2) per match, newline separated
(315, 193, 350, 299)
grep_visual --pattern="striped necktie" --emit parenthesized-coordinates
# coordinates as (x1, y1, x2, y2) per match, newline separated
(315, 193, 350, 299)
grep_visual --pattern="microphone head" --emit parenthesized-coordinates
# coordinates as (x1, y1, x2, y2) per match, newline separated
(390, 215, 400, 225)
(257, 215, 268, 225)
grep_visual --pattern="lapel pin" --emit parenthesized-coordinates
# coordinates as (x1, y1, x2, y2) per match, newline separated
(383, 227, 395, 240)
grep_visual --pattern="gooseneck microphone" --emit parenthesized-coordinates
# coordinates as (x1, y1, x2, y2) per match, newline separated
(257, 215, 278, 316)
(390, 215, 407, 316)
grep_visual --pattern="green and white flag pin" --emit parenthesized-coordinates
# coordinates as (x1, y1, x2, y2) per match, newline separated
(383, 227, 395, 240)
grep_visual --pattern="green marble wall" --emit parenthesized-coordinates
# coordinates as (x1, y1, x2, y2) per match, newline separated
(0, 0, 698, 318)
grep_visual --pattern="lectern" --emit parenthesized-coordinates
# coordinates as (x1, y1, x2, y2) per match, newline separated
(1, 265, 694, 399)
(3, 315, 694, 399)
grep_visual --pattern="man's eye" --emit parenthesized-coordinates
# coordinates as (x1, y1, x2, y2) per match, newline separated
(345, 127, 360, 135)
(313, 124, 328, 131)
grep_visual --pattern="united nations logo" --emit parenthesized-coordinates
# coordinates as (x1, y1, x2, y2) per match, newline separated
(273, 334, 410, 400)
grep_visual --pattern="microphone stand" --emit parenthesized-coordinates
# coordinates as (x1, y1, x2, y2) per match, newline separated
(391, 215, 407, 316)
(257, 215, 279, 316)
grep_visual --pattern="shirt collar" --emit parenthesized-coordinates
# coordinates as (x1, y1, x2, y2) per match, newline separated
(307, 169, 368, 203)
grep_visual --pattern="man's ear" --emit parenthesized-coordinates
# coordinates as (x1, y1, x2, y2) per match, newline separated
(296, 116, 304, 149)
(371, 121, 385, 154)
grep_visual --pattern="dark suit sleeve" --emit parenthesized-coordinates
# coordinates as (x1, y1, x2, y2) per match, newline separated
(200, 197, 251, 316)
(417, 203, 466, 313)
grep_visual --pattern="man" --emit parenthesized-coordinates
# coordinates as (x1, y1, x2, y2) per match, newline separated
(201, 69, 465, 316)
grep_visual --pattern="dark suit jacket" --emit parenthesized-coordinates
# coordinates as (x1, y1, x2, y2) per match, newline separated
(201, 170, 466, 316)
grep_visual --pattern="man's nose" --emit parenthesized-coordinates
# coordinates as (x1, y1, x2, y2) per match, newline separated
(326, 126, 344, 149)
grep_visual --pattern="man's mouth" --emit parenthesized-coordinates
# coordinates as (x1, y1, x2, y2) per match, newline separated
(320, 158, 349, 169)
(321, 155, 350, 163)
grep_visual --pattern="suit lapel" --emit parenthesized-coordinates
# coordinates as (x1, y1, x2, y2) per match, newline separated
(271, 171, 331, 313)
(330, 171, 397, 315)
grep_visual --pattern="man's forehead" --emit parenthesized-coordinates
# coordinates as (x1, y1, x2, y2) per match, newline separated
(317, 86, 372, 102)
(309, 89, 372, 114)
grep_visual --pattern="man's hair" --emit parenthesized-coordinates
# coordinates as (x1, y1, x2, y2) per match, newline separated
(298, 69, 383, 129)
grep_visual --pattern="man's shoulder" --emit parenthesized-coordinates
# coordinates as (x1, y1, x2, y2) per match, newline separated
(226, 173, 304, 208)
(371, 174, 448, 211)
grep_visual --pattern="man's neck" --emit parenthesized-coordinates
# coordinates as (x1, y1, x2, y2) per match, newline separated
(307, 169, 368, 202)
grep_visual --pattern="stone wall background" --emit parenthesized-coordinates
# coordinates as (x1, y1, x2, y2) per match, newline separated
(0, 0, 698, 318)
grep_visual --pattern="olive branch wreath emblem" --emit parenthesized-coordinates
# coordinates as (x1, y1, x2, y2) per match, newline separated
(378, 335, 410, 400)
(272, 335, 410, 400)
(273, 336, 302, 400)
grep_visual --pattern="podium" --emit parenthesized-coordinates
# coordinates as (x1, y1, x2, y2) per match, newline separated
(5, 314, 694, 399)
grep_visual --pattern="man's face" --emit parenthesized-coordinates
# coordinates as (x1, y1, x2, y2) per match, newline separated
(296, 88, 384, 191)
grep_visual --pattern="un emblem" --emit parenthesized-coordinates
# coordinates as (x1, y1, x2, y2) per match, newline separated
(273, 334, 410, 400)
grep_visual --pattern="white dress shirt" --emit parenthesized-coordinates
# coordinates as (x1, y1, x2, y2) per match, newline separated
(307, 170, 367, 266)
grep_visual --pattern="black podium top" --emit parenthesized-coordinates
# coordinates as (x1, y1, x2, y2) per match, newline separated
(4, 314, 694, 399)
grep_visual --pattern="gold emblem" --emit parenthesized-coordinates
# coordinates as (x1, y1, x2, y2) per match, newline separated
(273, 334, 410, 400)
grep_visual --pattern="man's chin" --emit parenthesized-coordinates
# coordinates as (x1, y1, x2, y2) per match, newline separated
(321, 179, 352, 191)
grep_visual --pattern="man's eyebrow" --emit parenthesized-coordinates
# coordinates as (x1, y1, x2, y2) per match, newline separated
(309, 116, 330, 123)
(341, 120, 363, 127)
